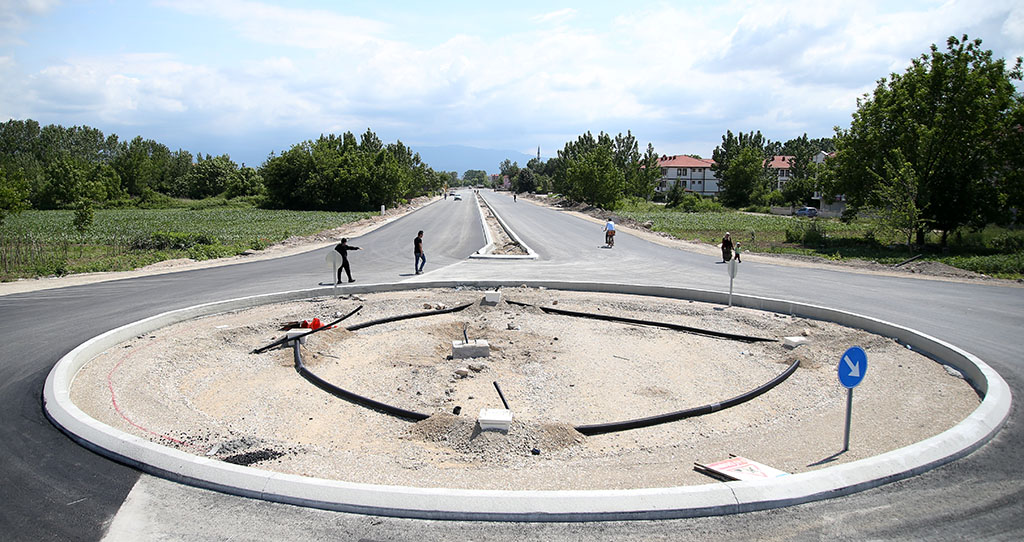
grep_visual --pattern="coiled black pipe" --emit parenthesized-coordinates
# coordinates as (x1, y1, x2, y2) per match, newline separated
(281, 297, 794, 432)
(573, 359, 800, 435)
(292, 341, 430, 422)
(252, 305, 363, 354)
(506, 299, 775, 343)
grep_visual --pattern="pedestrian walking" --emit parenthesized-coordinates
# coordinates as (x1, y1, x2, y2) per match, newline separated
(334, 238, 360, 283)
(414, 230, 426, 274)
(734, 241, 742, 263)
(513, 193, 517, 202)
(721, 232, 733, 262)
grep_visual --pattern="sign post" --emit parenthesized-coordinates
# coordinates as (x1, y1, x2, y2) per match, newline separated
(727, 257, 739, 307)
(838, 346, 868, 451)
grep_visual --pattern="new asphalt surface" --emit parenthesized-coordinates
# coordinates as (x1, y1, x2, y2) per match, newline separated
(2, 190, 1022, 540)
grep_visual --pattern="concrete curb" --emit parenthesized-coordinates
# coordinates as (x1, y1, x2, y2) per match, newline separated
(44, 280, 1011, 521)
(470, 193, 538, 260)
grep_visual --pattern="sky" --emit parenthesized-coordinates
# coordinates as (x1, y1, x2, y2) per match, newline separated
(2, 0, 1023, 170)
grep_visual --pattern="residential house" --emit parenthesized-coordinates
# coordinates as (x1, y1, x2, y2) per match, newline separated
(766, 155, 795, 191)
(810, 150, 846, 214)
(656, 155, 720, 196)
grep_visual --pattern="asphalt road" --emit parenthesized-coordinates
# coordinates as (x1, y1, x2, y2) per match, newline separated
(2, 191, 1022, 541)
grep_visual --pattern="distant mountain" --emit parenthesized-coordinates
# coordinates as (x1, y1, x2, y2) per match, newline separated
(412, 145, 538, 177)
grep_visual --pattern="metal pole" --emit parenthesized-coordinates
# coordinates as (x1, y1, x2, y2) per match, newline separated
(463, 323, 469, 344)
(843, 387, 853, 451)
(728, 276, 734, 307)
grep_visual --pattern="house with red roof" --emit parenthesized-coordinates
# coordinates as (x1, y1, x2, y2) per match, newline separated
(656, 155, 720, 196)
(766, 155, 796, 191)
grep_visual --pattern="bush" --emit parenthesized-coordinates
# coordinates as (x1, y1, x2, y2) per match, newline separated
(989, 231, 1024, 253)
(944, 253, 1024, 277)
(187, 243, 236, 260)
(785, 220, 826, 246)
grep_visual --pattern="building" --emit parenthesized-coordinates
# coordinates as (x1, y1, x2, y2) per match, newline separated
(656, 155, 720, 196)
(810, 150, 845, 214)
(766, 155, 795, 191)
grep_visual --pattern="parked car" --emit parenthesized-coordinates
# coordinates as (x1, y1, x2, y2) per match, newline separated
(795, 207, 818, 217)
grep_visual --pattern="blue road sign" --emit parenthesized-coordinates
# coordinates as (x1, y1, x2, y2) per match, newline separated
(838, 346, 868, 388)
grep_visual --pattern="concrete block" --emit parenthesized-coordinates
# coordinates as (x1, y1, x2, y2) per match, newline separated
(286, 329, 312, 345)
(478, 408, 512, 431)
(783, 336, 808, 349)
(452, 339, 490, 359)
(484, 291, 501, 304)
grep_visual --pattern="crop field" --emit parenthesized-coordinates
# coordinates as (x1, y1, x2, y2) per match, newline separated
(1, 208, 373, 280)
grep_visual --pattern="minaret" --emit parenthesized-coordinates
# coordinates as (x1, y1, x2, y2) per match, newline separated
(537, 146, 541, 160)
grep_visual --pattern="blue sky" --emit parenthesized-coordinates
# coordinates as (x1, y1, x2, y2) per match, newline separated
(2, 0, 1023, 169)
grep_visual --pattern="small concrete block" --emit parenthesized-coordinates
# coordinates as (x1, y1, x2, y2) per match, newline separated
(285, 329, 311, 345)
(484, 291, 501, 304)
(452, 339, 490, 359)
(783, 336, 808, 349)
(478, 408, 512, 431)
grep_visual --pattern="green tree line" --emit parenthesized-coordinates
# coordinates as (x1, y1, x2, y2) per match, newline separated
(497, 131, 662, 209)
(0, 120, 448, 224)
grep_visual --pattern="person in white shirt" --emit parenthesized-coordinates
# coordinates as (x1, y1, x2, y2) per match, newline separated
(604, 219, 616, 247)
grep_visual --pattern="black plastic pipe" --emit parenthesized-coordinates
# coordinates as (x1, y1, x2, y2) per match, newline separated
(506, 299, 775, 343)
(493, 381, 510, 410)
(282, 302, 475, 422)
(573, 359, 800, 436)
(344, 302, 474, 331)
(252, 305, 363, 354)
(292, 341, 430, 422)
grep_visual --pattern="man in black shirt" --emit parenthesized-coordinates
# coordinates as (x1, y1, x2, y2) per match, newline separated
(414, 230, 425, 274)
(334, 238, 360, 283)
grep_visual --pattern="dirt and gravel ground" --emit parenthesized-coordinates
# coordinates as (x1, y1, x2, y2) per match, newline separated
(70, 287, 979, 490)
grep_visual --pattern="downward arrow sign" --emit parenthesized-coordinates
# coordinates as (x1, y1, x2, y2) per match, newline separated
(844, 354, 860, 378)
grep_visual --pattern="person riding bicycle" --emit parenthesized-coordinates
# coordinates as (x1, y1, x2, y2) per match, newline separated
(604, 219, 616, 247)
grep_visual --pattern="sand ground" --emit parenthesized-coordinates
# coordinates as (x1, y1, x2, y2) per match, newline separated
(70, 287, 979, 490)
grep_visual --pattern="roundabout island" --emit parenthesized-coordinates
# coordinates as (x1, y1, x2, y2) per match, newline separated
(44, 280, 1009, 521)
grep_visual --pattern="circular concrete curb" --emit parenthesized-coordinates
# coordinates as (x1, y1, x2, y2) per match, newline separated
(43, 280, 1011, 521)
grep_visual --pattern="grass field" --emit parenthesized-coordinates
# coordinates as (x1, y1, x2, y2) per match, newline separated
(616, 205, 1024, 279)
(0, 208, 373, 281)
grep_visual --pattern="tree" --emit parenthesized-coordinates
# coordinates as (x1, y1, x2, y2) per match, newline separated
(729, 147, 774, 208)
(514, 167, 536, 193)
(553, 131, 659, 206)
(225, 166, 264, 199)
(712, 130, 774, 207)
(824, 35, 1023, 245)
(870, 149, 928, 250)
(499, 159, 520, 183)
(564, 144, 624, 209)
(0, 168, 30, 226)
(463, 170, 487, 184)
(181, 154, 239, 199)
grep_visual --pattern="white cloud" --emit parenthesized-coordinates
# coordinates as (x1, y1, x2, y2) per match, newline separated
(0, 0, 60, 45)
(155, 0, 390, 50)
(532, 8, 577, 24)
(6, 0, 1024, 163)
